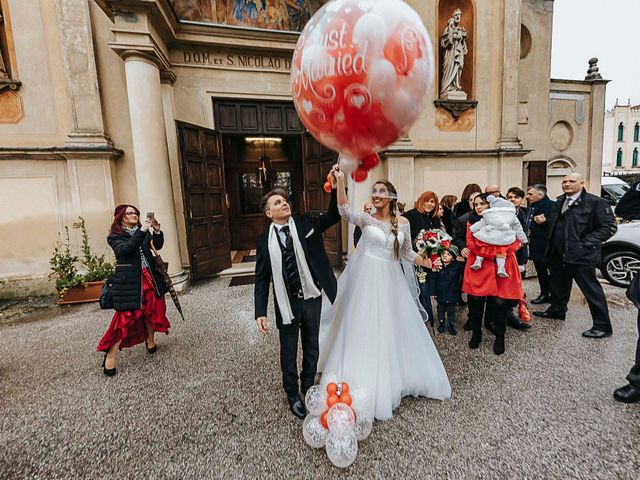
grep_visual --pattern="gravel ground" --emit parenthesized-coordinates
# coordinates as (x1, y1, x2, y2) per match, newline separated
(0, 276, 639, 480)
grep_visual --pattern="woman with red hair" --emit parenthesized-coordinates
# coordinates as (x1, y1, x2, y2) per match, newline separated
(97, 204, 171, 376)
(403, 191, 443, 323)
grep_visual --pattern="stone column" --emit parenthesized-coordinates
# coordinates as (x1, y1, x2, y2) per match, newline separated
(122, 52, 186, 285)
(55, 0, 111, 148)
(587, 79, 609, 193)
(160, 70, 190, 270)
(496, 0, 523, 150)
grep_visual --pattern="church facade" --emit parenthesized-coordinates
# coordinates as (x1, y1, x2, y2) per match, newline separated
(0, 0, 607, 297)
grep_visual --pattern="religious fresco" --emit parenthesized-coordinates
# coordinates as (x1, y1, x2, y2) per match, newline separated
(168, 0, 328, 32)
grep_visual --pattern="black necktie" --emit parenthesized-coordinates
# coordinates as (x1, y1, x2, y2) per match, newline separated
(280, 225, 293, 250)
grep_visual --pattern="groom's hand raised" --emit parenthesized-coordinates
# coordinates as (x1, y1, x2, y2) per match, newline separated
(256, 316, 269, 334)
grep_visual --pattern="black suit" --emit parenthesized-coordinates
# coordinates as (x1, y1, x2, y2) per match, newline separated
(626, 275, 640, 388)
(546, 189, 617, 332)
(528, 195, 555, 296)
(254, 189, 340, 398)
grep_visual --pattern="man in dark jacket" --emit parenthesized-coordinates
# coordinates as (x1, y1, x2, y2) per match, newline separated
(614, 180, 640, 221)
(525, 184, 556, 304)
(533, 173, 618, 338)
(505, 187, 531, 331)
(254, 165, 341, 419)
(614, 273, 640, 403)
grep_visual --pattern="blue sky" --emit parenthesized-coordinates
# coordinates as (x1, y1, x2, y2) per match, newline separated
(551, 0, 640, 109)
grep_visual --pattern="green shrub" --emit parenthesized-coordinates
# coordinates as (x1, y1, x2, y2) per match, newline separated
(73, 217, 115, 282)
(49, 217, 115, 296)
(49, 226, 85, 296)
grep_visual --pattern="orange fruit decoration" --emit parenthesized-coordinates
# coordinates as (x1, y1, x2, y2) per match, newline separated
(327, 394, 340, 408)
(326, 383, 338, 396)
(340, 382, 350, 395)
(320, 411, 328, 429)
(339, 393, 353, 406)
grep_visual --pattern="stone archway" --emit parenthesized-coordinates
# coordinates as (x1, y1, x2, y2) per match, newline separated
(546, 156, 576, 198)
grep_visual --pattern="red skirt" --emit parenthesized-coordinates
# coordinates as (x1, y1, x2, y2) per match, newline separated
(97, 268, 170, 352)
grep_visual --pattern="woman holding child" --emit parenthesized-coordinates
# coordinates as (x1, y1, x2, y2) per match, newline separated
(463, 193, 525, 355)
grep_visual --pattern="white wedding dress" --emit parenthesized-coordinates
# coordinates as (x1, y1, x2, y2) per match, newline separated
(318, 204, 451, 421)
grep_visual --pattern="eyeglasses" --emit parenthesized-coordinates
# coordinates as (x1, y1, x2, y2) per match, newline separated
(125, 212, 138, 216)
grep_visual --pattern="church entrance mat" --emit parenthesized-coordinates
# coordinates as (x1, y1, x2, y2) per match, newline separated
(229, 275, 256, 287)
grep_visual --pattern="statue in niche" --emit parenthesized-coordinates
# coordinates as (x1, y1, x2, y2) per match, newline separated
(440, 8, 468, 100)
(0, 12, 8, 79)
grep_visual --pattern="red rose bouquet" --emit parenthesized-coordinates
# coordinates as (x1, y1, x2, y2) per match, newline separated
(414, 228, 452, 277)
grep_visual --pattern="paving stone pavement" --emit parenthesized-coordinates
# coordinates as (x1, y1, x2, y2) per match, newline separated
(1, 277, 639, 480)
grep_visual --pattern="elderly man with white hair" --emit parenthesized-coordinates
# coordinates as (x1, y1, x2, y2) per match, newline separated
(533, 173, 618, 338)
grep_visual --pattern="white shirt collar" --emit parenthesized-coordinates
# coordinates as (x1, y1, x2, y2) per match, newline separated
(567, 191, 581, 203)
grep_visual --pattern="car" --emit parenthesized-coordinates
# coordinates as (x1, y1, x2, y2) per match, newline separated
(601, 176, 630, 206)
(600, 220, 640, 287)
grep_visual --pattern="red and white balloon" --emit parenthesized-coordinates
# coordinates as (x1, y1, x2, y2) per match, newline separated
(292, 0, 434, 182)
(302, 375, 373, 469)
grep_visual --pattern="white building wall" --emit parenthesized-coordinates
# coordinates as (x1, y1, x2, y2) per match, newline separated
(606, 102, 640, 173)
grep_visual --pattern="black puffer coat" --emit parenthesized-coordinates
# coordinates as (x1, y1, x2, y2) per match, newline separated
(107, 228, 167, 311)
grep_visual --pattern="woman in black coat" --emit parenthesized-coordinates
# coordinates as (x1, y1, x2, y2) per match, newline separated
(97, 204, 170, 376)
(403, 191, 443, 322)
(453, 183, 482, 219)
(439, 195, 458, 236)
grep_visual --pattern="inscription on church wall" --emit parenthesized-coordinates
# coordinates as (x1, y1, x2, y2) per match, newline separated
(176, 50, 292, 72)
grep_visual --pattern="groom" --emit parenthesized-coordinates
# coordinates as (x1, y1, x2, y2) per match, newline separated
(254, 165, 340, 419)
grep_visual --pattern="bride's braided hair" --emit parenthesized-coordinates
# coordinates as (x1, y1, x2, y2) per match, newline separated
(375, 180, 400, 259)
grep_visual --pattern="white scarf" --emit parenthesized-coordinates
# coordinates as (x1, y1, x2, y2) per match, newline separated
(268, 217, 321, 324)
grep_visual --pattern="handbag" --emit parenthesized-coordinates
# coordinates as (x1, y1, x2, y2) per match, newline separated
(99, 274, 114, 310)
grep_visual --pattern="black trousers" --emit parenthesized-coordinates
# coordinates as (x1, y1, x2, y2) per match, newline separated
(437, 302, 456, 324)
(468, 295, 509, 336)
(548, 257, 612, 333)
(627, 312, 640, 388)
(278, 296, 322, 399)
(533, 260, 551, 296)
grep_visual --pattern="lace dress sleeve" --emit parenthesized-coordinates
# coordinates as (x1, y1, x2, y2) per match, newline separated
(338, 202, 373, 228)
(399, 222, 418, 263)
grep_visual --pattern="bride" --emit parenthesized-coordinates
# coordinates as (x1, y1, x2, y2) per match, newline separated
(318, 168, 451, 421)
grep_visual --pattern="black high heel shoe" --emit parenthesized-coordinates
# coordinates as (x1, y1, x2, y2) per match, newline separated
(145, 340, 157, 354)
(102, 353, 117, 377)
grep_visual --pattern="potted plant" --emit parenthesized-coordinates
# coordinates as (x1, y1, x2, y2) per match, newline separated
(49, 217, 115, 305)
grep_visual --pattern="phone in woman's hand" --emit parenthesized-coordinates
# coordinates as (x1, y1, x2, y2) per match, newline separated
(146, 212, 155, 222)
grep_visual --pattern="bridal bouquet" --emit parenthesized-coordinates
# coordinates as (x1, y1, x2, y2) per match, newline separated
(414, 228, 452, 277)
